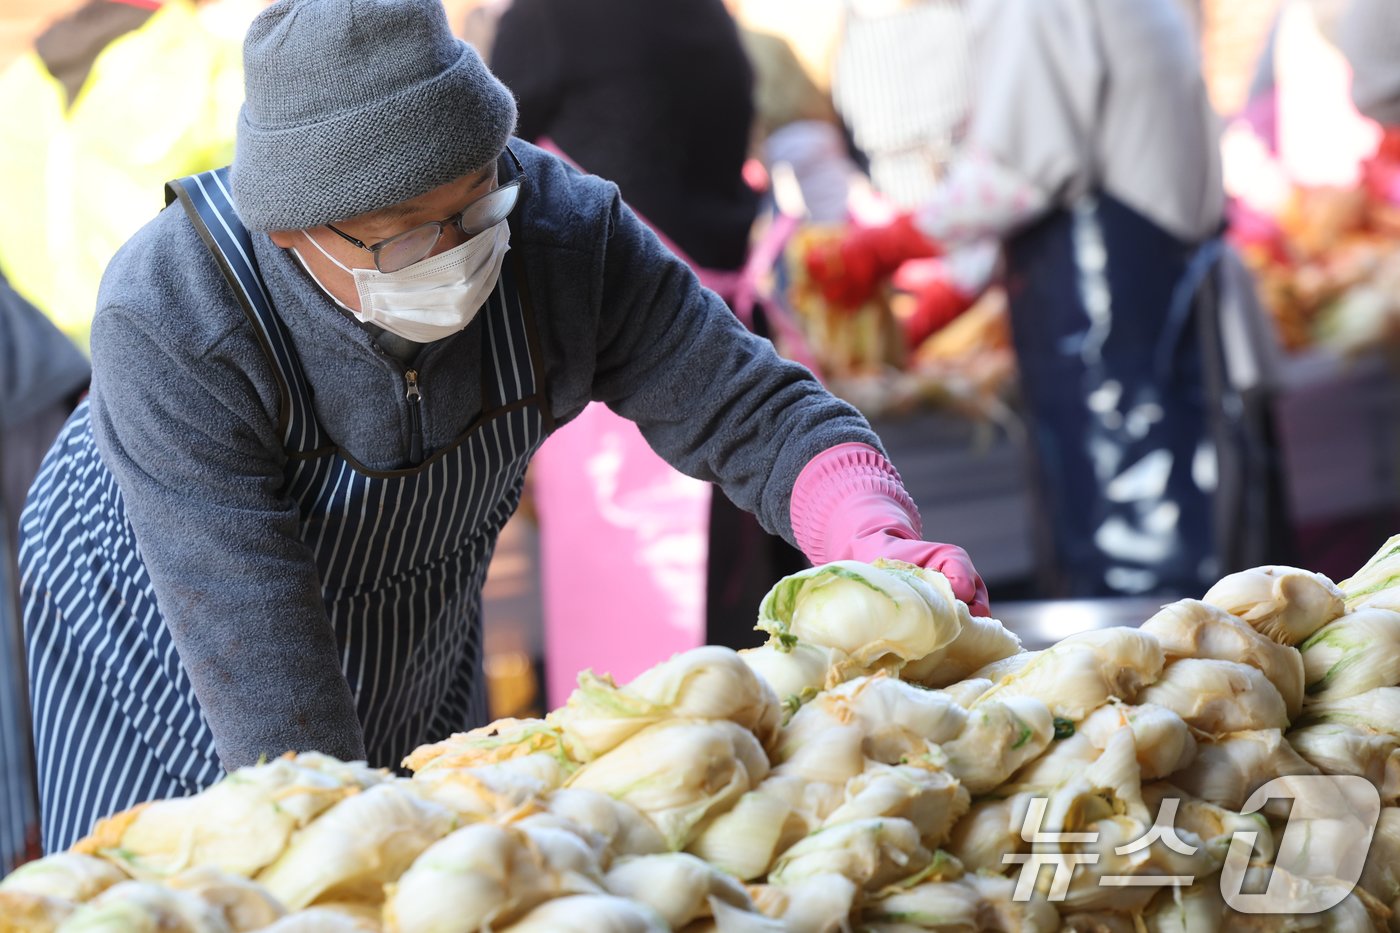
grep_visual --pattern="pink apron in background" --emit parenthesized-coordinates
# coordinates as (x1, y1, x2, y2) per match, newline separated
(530, 140, 811, 706)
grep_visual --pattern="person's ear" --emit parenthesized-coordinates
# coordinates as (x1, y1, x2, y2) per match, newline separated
(268, 229, 297, 249)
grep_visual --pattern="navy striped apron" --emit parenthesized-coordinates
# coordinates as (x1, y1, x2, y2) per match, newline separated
(20, 167, 550, 852)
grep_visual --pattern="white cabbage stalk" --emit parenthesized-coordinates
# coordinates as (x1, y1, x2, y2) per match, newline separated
(1230, 863, 1388, 931)
(1302, 685, 1400, 732)
(549, 646, 782, 762)
(1142, 598, 1307, 718)
(685, 775, 814, 881)
(859, 878, 981, 928)
(969, 650, 1039, 683)
(899, 604, 1022, 688)
(821, 762, 970, 847)
(1170, 730, 1318, 811)
(737, 641, 847, 716)
(56, 881, 231, 933)
(936, 678, 994, 709)
(1002, 731, 1103, 794)
(1142, 880, 1226, 933)
(1202, 565, 1346, 646)
(255, 908, 378, 932)
(0, 891, 75, 931)
(602, 853, 753, 928)
(164, 868, 286, 931)
(1340, 534, 1400, 612)
(746, 874, 859, 933)
(1058, 910, 1141, 932)
(564, 718, 769, 851)
(768, 817, 931, 890)
(383, 819, 601, 933)
(402, 718, 571, 773)
(777, 673, 967, 767)
(940, 696, 1055, 794)
(1360, 808, 1400, 905)
(1080, 703, 1197, 781)
(770, 721, 867, 788)
(1301, 608, 1400, 703)
(1138, 658, 1289, 735)
(410, 753, 564, 821)
(0, 853, 128, 902)
(75, 755, 378, 880)
(972, 627, 1165, 721)
(543, 788, 666, 860)
(1287, 723, 1400, 804)
(963, 873, 1061, 933)
(1141, 782, 1276, 866)
(495, 893, 668, 932)
(754, 560, 962, 671)
(255, 781, 457, 910)
(945, 795, 1026, 873)
(700, 895, 788, 932)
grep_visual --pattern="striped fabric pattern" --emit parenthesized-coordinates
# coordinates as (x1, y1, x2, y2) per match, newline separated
(1, 503, 38, 872)
(20, 168, 548, 852)
(832, 0, 974, 208)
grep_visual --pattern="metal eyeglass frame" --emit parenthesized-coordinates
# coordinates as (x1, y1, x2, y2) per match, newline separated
(325, 147, 527, 273)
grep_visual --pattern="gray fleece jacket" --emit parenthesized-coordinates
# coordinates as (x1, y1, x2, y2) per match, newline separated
(85, 140, 879, 769)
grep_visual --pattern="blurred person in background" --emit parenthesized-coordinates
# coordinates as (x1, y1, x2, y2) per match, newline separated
(0, 0, 258, 349)
(21, 0, 987, 851)
(489, 0, 811, 676)
(0, 275, 89, 872)
(812, 0, 1287, 598)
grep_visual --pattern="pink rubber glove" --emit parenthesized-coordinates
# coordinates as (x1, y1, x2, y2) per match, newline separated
(790, 442, 991, 617)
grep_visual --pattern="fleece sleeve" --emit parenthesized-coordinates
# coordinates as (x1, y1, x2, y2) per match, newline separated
(587, 189, 882, 543)
(88, 302, 365, 771)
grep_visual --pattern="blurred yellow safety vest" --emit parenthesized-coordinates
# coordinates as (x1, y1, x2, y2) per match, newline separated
(0, 0, 243, 351)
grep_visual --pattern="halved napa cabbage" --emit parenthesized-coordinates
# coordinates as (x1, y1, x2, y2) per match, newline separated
(549, 646, 781, 762)
(1168, 730, 1318, 811)
(0, 853, 127, 903)
(602, 853, 753, 929)
(821, 762, 970, 848)
(939, 696, 1054, 794)
(402, 718, 571, 773)
(972, 627, 1165, 722)
(1138, 659, 1289, 735)
(495, 893, 668, 932)
(55, 881, 230, 933)
(755, 561, 962, 672)
(777, 673, 967, 767)
(564, 718, 769, 851)
(1300, 608, 1400, 703)
(1202, 565, 1345, 646)
(74, 754, 383, 880)
(899, 605, 1021, 689)
(1142, 599, 1306, 718)
(383, 819, 602, 933)
(254, 781, 457, 910)
(768, 817, 931, 891)
(164, 868, 285, 931)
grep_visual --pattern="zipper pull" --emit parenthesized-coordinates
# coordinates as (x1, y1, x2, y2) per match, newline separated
(405, 369, 424, 462)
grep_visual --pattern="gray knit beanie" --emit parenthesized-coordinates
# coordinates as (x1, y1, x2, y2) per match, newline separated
(231, 0, 518, 232)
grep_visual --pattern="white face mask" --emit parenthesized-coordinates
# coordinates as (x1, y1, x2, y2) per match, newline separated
(299, 220, 511, 343)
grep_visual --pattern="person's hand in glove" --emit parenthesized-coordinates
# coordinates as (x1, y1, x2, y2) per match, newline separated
(803, 213, 939, 311)
(790, 441, 991, 616)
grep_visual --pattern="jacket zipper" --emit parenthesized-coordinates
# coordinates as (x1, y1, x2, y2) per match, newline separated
(405, 368, 424, 463)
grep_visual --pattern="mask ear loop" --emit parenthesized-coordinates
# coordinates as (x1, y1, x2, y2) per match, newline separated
(292, 232, 364, 316)
(301, 230, 358, 274)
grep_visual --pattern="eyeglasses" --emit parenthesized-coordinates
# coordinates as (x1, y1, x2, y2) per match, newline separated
(326, 162, 523, 273)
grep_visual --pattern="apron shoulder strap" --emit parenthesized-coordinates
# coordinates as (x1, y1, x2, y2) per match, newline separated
(164, 168, 304, 449)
